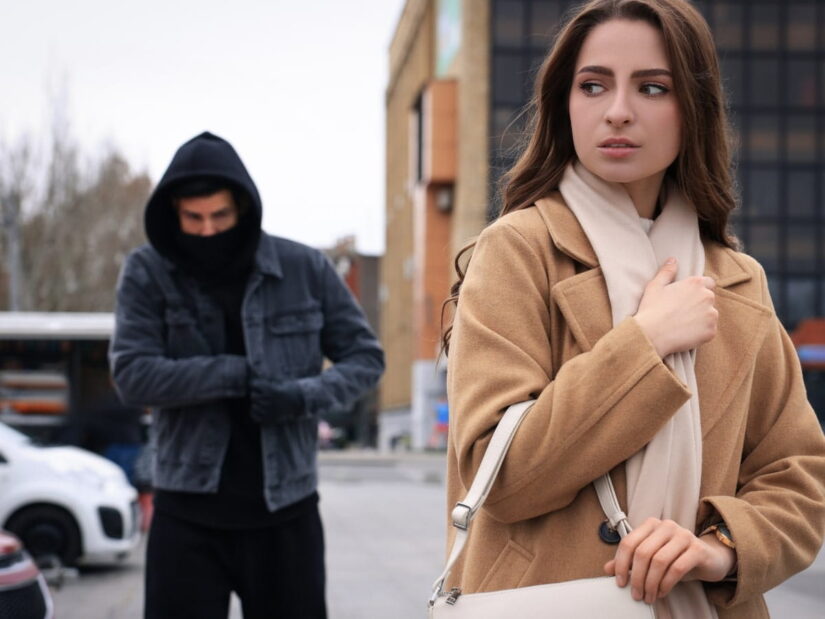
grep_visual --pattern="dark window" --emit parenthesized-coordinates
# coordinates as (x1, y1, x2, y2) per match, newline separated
(748, 168, 779, 216)
(493, 0, 524, 46)
(492, 53, 526, 105)
(788, 277, 817, 327)
(750, 4, 780, 51)
(787, 170, 817, 217)
(748, 114, 780, 162)
(713, 3, 744, 50)
(787, 3, 817, 51)
(787, 59, 818, 108)
(748, 59, 779, 107)
(786, 115, 817, 163)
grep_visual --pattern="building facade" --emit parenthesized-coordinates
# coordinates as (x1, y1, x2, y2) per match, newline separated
(384, 0, 825, 448)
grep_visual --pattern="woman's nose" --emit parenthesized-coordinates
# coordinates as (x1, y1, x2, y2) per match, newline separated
(604, 92, 634, 126)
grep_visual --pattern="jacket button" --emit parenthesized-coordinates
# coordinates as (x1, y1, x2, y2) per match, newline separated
(599, 520, 621, 544)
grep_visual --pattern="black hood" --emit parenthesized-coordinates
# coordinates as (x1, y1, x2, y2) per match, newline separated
(145, 131, 263, 262)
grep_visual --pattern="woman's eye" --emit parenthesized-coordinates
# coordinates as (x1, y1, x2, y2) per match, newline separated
(641, 83, 669, 96)
(579, 82, 605, 96)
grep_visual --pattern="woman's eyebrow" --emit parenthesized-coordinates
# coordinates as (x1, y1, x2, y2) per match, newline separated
(576, 65, 672, 78)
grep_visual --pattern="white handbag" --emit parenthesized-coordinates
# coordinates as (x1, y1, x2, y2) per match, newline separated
(428, 400, 656, 618)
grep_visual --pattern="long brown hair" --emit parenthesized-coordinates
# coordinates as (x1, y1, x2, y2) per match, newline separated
(441, 0, 739, 355)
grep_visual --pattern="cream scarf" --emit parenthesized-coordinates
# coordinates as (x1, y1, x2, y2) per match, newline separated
(559, 161, 716, 619)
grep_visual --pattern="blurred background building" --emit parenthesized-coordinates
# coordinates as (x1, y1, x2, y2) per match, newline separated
(383, 0, 825, 448)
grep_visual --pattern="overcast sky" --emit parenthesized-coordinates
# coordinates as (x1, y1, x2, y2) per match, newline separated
(0, 0, 405, 255)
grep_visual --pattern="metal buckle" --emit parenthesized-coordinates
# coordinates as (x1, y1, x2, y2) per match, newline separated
(451, 503, 472, 530)
(446, 587, 462, 605)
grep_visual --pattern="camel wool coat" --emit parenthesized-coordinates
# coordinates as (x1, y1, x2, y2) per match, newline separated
(445, 194, 825, 618)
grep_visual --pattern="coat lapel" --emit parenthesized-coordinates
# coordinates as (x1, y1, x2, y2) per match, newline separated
(695, 247, 773, 436)
(535, 194, 773, 436)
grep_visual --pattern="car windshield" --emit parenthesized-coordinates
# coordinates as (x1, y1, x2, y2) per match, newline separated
(0, 422, 31, 446)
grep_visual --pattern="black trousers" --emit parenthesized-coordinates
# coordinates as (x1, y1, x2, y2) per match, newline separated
(144, 506, 327, 619)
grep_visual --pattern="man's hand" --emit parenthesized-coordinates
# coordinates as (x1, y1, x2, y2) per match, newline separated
(249, 377, 306, 424)
(603, 517, 736, 604)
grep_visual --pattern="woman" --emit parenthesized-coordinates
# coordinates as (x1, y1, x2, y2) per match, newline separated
(442, 1, 825, 617)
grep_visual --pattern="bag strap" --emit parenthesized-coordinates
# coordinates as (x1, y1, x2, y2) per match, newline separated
(430, 400, 632, 605)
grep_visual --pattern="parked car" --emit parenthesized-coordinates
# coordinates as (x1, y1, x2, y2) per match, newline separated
(0, 529, 53, 618)
(0, 422, 140, 566)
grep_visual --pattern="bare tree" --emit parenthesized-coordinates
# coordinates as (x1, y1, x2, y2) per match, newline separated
(0, 97, 151, 312)
(0, 136, 34, 311)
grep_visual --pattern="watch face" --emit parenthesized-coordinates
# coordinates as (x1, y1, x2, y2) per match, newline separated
(715, 524, 735, 549)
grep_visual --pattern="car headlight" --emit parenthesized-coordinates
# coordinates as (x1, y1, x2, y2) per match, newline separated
(60, 467, 108, 490)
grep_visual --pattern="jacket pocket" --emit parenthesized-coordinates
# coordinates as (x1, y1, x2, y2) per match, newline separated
(477, 539, 535, 592)
(266, 310, 324, 376)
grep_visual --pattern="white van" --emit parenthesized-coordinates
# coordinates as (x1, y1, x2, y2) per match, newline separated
(0, 422, 139, 566)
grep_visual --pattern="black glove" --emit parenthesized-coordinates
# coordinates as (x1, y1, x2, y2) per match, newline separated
(249, 377, 306, 424)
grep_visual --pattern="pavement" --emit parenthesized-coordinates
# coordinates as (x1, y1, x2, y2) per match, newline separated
(48, 449, 824, 618)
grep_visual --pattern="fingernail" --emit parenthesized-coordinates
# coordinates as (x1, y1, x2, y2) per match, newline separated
(617, 575, 626, 587)
(632, 588, 641, 601)
(665, 257, 676, 265)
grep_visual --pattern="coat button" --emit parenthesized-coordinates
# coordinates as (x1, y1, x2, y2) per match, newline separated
(599, 520, 621, 544)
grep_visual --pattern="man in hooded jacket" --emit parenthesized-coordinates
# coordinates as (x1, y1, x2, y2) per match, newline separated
(110, 132, 384, 618)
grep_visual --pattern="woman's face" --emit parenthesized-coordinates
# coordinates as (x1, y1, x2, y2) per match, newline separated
(568, 19, 681, 199)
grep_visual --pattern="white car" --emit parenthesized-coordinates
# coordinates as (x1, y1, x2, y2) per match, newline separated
(0, 422, 140, 566)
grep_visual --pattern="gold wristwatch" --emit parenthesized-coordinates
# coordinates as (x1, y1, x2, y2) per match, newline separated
(701, 523, 735, 549)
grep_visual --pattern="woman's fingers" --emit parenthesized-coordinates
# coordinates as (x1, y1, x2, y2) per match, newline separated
(612, 518, 708, 604)
(628, 520, 683, 601)
(612, 517, 659, 588)
(641, 534, 693, 603)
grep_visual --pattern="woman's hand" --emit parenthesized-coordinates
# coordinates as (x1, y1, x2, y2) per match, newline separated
(634, 258, 718, 358)
(603, 517, 737, 604)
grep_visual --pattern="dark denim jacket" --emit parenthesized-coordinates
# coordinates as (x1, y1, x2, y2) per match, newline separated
(109, 234, 384, 511)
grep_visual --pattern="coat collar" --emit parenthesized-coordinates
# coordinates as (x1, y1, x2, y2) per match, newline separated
(535, 193, 772, 438)
(534, 193, 751, 289)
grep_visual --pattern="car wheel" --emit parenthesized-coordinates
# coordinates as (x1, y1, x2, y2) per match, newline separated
(5, 505, 82, 566)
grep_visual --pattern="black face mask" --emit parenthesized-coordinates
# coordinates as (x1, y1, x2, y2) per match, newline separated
(173, 217, 260, 285)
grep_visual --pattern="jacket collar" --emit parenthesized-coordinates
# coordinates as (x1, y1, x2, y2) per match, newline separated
(254, 235, 283, 278)
(535, 192, 750, 289)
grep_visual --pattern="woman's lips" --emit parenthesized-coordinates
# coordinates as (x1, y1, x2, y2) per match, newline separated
(597, 143, 639, 158)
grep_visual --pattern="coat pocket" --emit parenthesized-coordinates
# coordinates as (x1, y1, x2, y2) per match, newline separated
(477, 539, 535, 592)
(266, 310, 324, 376)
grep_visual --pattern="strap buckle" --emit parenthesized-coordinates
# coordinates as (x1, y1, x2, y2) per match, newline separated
(451, 502, 472, 530)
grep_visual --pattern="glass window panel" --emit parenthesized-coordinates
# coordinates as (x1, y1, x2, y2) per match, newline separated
(787, 225, 817, 273)
(748, 114, 779, 162)
(766, 275, 783, 316)
(713, 3, 743, 49)
(786, 115, 817, 163)
(748, 223, 779, 270)
(529, 2, 561, 49)
(787, 3, 817, 51)
(720, 56, 743, 108)
(748, 169, 779, 216)
(492, 53, 525, 105)
(692, 1, 708, 19)
(788, 59, 817, 108)
(750, 4, 779, 51)
(748, 58, 779, 107)
(787, 278, 816, 328)
(729, 210, 745, 241)
(787, 170, 816, 217)
(493, 0, 525, 46)
(491, 106, 524, 155)
(821, 59, 825, 106)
